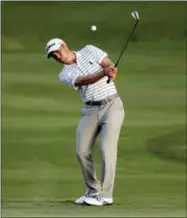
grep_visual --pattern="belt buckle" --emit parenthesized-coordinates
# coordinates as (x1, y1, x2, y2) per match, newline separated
(106, 98, 110, 104)
(101, 99, 107, 106)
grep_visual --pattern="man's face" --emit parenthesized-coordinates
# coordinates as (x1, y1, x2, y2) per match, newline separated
(51, 44, 71, 64)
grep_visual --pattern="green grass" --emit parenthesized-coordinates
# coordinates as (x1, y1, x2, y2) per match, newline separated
(2, 1, 186, 217)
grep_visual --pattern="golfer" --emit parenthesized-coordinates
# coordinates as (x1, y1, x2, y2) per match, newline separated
(46, 38, 125, 206)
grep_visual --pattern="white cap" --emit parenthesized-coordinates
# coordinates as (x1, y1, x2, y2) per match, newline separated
(46, 38, 64, 58)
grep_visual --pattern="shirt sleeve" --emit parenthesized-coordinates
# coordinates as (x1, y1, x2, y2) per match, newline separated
(86, 45, 108, 64)
(59, 66, 81, 90)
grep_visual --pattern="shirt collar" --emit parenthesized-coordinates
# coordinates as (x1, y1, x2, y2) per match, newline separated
(73, 51, 80, 58)
(72, 51, 81, 65)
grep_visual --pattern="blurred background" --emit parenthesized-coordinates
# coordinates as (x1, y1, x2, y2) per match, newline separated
(2, 1, 186, 217)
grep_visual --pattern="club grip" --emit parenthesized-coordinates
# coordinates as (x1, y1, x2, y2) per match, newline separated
(106, 63, 117, 84)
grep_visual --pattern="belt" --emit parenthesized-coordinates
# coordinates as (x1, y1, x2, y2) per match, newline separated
(85, 93, 118, 106)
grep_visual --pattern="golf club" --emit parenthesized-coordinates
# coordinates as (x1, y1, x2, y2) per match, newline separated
(107, 11, 140, 84)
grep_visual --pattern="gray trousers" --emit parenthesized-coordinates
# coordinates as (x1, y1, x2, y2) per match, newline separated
(76, 96, 125, 198)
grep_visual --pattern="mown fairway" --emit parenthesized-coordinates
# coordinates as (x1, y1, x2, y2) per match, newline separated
(2, 2, 186, 217)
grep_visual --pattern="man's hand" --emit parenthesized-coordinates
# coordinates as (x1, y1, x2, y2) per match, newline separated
(103, 66, 118, 80)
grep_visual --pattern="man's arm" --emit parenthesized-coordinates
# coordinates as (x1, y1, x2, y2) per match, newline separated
(75, 69, 106, 87)
(101, 56, 118, 81)
(74, 57, 117, 87)
(100, 56, 115, 68)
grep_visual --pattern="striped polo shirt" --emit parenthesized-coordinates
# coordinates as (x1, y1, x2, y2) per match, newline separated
(59, 45, 117, 102)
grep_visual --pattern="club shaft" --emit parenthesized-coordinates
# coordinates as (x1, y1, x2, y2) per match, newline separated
(107, 20, 139, 83)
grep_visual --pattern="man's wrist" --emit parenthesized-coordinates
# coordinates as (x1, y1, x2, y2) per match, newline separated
(103, 69, 108, 77)
(98, 71, 105, 78)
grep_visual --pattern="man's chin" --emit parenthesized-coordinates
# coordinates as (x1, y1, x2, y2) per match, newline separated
(62, 61, 71, 65)
(59, 58, 71, 65)
(57, 59, 65, 64)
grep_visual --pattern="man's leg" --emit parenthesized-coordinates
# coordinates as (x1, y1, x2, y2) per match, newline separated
(76, 107, 101, 194)
(99, 98, 125, 198)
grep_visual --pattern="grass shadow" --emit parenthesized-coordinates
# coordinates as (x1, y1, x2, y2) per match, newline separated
(146, 126, 186, 164)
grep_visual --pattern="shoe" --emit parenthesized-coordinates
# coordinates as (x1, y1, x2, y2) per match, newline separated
(75, 195, 86, 204)
(75, 190, 99, 204)
(83, 195, 113, 206)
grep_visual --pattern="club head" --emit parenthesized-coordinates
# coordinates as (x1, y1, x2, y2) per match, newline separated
(131, 11, 140, 21)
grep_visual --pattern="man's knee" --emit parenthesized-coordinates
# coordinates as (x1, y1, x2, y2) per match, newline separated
(76, 150, 91, 160)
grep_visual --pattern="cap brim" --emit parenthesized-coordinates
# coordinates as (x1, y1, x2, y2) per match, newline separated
(47, 52, 53, 59)
(46, 44, 61, 58)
